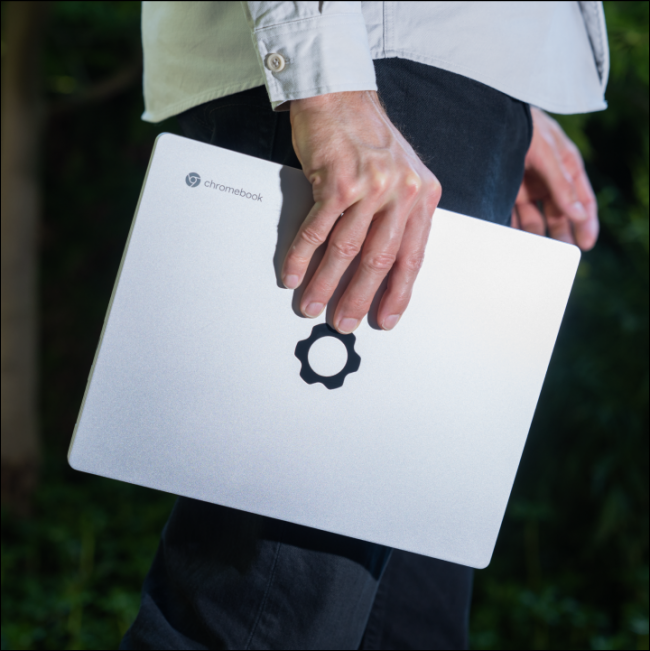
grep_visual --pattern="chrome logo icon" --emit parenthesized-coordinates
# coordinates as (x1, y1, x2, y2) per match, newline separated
(185, 172, 201, 187)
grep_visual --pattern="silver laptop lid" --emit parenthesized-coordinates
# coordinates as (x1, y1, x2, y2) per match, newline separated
(68, 133, 580, 568)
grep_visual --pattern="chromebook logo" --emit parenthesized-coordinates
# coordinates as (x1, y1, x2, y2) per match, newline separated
(185, 172, 201, 187)
(184, 171, 263, 202)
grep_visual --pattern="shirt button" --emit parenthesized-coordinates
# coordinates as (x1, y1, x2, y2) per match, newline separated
(265, 53, 286, 72)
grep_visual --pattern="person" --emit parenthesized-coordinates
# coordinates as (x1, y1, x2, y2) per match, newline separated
(121, 2, 608, 649)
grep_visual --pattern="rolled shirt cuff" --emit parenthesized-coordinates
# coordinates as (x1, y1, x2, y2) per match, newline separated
(251, 13, 378, 111)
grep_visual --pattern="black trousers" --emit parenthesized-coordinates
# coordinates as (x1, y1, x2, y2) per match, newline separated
(121, 58, 532, 651)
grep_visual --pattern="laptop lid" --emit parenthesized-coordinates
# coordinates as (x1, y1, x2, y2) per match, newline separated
(68, 133, 580, 568)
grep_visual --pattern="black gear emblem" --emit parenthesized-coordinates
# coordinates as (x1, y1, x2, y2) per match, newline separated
(295, 324, 361, 389)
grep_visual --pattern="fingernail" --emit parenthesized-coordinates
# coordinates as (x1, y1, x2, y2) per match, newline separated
(283, 274, 300, 289)
(569, 202, 587, 220)
(337, 317, 359, 334)
(382, 314, 400, 330)
(304, 302, 324, 318)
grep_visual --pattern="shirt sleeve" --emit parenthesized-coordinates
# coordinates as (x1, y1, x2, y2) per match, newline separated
(241, 1, 377, 111)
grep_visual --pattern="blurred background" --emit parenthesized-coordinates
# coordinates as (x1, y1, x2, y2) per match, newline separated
(0, 2, 647, 649)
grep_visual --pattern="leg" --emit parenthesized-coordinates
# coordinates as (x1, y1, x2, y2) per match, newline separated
(121, 89, 391, 650)
(121, 499, 391, 650)
(356, 58, 532, 651)
(123, 59, 531, 650)
(360, 551, 473, 650)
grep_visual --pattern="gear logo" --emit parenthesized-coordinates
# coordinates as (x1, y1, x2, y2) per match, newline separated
(185, 172, 201, 187)
(295, 324, 361, 390)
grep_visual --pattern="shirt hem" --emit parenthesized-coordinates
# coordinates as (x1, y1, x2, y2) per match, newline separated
(142, 52, 607, 123)
(141, 78, 265, 123)
(380, 50, 607, 114)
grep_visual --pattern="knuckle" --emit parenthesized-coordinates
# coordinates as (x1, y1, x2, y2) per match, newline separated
(369, 172, 389, 197)
(285, 250, 310, 268)
(403, 172, 422, 197)
(363, 250, 396, 273)
(300, 226, 326, 247)
(335, 182, 357, 205)
(402, 253, 425, 273)
(308, 171, 324, 188)
(427, 177, 442, 200)
(331, 238, 361, 260)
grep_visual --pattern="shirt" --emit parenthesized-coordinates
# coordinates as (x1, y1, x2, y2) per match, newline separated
(141, 1, 609, 123)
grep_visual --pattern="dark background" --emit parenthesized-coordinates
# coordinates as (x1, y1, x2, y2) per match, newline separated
(1, 2, 648, 649)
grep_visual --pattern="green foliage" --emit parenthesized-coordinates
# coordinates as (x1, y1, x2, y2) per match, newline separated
(3, 4, 181, 650)
(470, 2, 649, 649)
(1, 1, 648, 650)
(2, 466, 175, 650)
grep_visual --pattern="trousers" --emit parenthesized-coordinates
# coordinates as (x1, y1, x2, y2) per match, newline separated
(121, 58, 532, 650)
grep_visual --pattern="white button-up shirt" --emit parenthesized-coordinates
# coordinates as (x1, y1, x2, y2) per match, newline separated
(141, 1, 609, 123)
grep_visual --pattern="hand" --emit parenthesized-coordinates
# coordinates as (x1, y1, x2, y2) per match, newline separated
(512, 107, 598, 250)
(283, 91, 441, 334)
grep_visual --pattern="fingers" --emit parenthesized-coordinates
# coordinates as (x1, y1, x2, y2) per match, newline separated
(281, 196, 350, 290)
(544, 198, 576, 244)
(332, 183, 438, 333)
(298, 201, 375, 318)
(515, 201, 546, 237)
(511, 208, 520, 229)
(331, 202, 409, 334)
(283, 173, 435, 334)
(570, 163, 599, 250)
(514, 195, 577, 245)
(537, 157, 588, 224)
(375, 196, 434, 329)
(535, 151, 598, 250)
(525, 110, 599, 250)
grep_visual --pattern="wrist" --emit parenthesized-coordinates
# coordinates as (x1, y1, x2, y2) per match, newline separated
(290, 91, 378, 118)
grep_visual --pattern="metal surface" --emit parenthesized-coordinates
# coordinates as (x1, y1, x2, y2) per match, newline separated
(68, 133, 580, 568)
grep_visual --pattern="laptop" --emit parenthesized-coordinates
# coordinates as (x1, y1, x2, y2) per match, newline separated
(68, 133, 580, 568)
